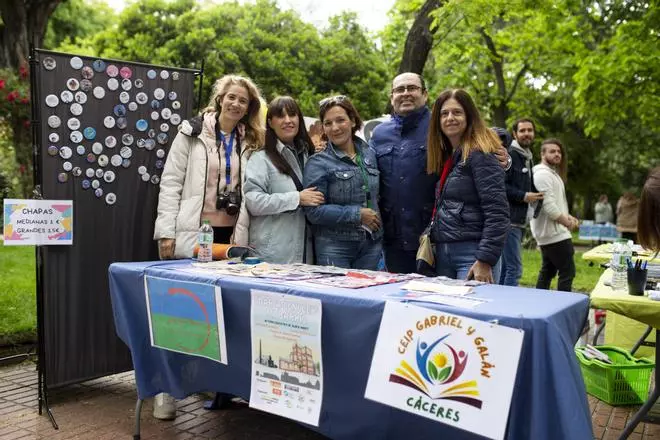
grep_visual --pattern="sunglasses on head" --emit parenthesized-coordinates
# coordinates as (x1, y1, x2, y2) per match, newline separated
(319, 95, 348, 110)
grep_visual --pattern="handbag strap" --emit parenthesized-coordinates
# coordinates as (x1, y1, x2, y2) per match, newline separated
(430, 156, 455, 221)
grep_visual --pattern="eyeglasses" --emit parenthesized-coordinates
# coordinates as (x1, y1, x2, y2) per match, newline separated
(391, 85, 422, 95)
(319, 95, 348, 110)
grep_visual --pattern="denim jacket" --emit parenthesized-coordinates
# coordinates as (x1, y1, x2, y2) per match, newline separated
(303, 137, 383, 242)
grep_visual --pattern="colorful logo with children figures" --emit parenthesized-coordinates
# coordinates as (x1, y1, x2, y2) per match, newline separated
(389, 333, 482, 409)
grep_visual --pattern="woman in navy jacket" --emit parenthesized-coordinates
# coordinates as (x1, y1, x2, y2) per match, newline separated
(427, 89, 509, 283)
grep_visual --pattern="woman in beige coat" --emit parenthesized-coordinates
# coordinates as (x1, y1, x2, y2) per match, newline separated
(616, 192, 639, 243)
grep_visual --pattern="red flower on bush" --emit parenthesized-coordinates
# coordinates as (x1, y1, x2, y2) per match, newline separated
(0, 79, 5, 90)
(7, 90, 19, 102)
(19, 65, 28, 79)
(20, 97, 29, 104)
(19, 164, 26, 174)
(23, 119, 30, 128)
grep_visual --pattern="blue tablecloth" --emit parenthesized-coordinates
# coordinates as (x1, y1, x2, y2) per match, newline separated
(109, 261, 593, 440)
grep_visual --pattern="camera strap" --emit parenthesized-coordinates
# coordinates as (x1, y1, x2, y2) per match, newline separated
(216, 126, 236, 187)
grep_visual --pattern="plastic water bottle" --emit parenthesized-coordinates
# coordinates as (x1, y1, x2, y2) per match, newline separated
(197, 220, 213, 263)
(610, 239, 630, 290)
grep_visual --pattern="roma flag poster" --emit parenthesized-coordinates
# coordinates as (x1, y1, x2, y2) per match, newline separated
(365, 301, 523, 440)
(144, 275, 227, 364)
(3, 199, 73, 245)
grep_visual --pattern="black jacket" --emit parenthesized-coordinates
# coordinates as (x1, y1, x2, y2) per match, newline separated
(505, 144, 537, 225)
(431, 148, 510, 266)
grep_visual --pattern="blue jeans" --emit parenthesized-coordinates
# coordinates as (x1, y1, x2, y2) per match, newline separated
(315, 236, 383, 270)
(435, 240, 502, 282)
(499, 227, 523, 286)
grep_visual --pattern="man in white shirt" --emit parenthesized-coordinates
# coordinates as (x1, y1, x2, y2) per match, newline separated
(531, 139, 579, 291)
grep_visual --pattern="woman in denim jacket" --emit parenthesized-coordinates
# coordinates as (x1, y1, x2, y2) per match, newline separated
(303, 96, 383, 269)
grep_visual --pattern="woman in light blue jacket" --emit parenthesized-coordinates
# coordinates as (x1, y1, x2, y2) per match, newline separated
(242, 96, 324, 263)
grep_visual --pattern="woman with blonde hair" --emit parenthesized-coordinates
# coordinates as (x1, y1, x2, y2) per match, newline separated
(426, 88, 509, 283)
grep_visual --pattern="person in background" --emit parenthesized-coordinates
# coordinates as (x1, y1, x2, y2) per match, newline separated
(370, 72, 511, 273)
(152, 74, 265, 420)
(594, 194, 613, 224)
(240, 96, 324, 263)
(499, 118, 544, 286)
(426, 88, 509, 283)
(637, 167, 660, 253)
(304, 95, 383, 269)
(616, 191, 639, 242)
(531, 138, 579, 292)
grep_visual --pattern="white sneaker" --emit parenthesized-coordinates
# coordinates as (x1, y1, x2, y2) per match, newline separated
(153, 392, 176, 420)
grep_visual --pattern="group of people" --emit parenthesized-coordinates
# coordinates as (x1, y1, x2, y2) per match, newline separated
(595, 192, 641, 243)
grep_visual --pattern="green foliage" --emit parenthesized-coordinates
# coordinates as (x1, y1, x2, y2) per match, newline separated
(44, 0, 117, 50)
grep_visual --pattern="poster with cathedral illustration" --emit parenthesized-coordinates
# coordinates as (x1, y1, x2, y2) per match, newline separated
(249, 290, 323, 426)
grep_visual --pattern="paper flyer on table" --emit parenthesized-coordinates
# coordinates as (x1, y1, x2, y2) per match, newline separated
(365, 301, 523, 440)
(250, 290, 323, 426)
(144, 275, 227, 364)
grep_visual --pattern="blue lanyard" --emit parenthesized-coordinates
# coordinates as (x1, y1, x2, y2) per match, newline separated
(216, 127, 235, 186)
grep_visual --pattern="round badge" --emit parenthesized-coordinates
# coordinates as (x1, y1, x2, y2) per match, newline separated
(119, 92, 130, 104)
(160, 123, 170, 133)
(72, 167, 82, 177)
(70, 103, 83, 116)
(47, 115, 61, 128)
(92, 179, 100, 189)
(43, 57, 56, 70)
(49, 133, 59, 143)
(116, 117, 127, 130)
(122, 133, 134, 146)
(47, 145, 58, 156)
(67, 118, 80, 130)
(70, 131, 83, 143)
(93, 86, 105, 99)
(107, 78, 119, 91)
(156, 149, 165, 159)
(147, 69, 157, 79)
(81, 66, 94, 80)
(120, 146, 133, 159)
(60, 90, 74, 103)
(76, 145, 86, 155)
(85, 168, 95, 178)
(155, 159, 164, 169)
(119, 66, 132, 79)
(45, 94, 59, 107)
(157, 133, 168, 145)
(82, 179, 91, 189)
(172, 101, 181, 110)
(95, 168, 104, 178)
(83, 127, 96, 140)
(105, 136, 117, 148)
(74, 91, 87, 104)
(86, 153, 96, 163)
(134, 79, 144, 88)
(80, 79, 93, 92)
(67, 78, 80, 91)
(57, 172, 68, 183)
(110, 154, 122, 167)
(137, 138, 146, 148)
(92, 142, 103, 155)
(121, 78, 132, 91)
(113, 104, 127, 117)
(92, 59, 106, 73)
(63, 161, 73, 172)
(105, 192, 116, 205)
(135, 119, 148, 132)
(161, 108, 171, 120)
(141, 172, 150, 182)
(95, 189, 104, 200)
(145, 139, 156, 150)
(160, 70, 170, 80)
(122, 158, 131, 168)
(150, 175, 160, 185)
(59, 146, 73, 159)
(150, 111, 160, 121)
(104, 116, 115, 129)
(147, 129, 156, 139)
(70, 57, 83, 70)
(150, 99, 161, 110)
(106, 64, 119, 77)
(170, 113, 181, 125)
(153, 88, 165, 100)
(98, 154, 109, 167)
(168, 91, 177, 101)
(172, 72, 180, 81)
(103, 171, 116, 183)
(128, 102, 138, 112)
(138, 165, 147, 175)
(135, 92, 148, 104)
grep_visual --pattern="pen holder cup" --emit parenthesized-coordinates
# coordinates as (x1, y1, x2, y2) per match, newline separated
(627, 268, 648, 296)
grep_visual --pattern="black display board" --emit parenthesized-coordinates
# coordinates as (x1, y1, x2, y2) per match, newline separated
(33, 49, 200, 387)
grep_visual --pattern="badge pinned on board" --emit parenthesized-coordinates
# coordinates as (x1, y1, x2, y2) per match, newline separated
(106, 64, 119, 78)
(43, 57, 57, 70)
(69, 57, 84, 70)
(92, 59, 106, 73)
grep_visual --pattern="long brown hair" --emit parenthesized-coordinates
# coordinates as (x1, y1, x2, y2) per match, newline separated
(540, 138, 568, 182)
(264, 96, 314, 175)
(426, 88, 501, 175)
(638, 166, 660, 251)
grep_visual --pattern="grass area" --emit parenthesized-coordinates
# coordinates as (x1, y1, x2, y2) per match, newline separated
(0, 245, 36, 344)
(519, 248, 602, 293)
